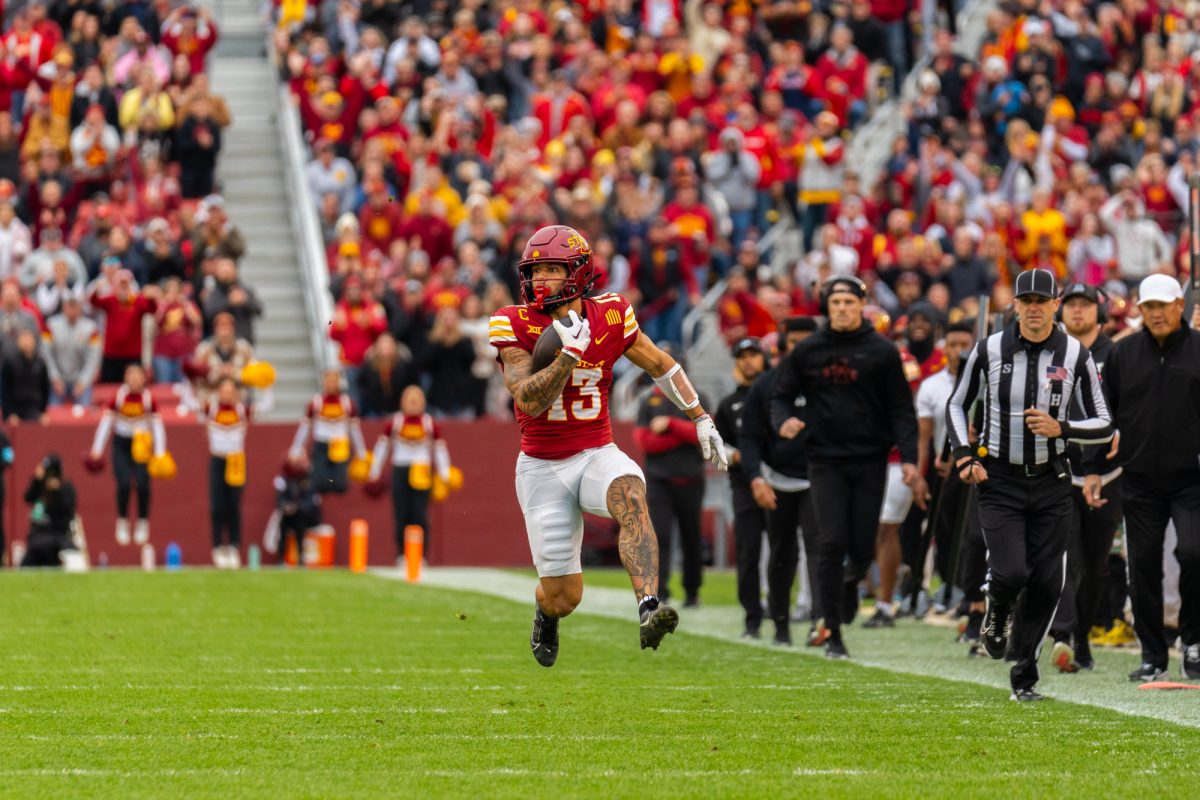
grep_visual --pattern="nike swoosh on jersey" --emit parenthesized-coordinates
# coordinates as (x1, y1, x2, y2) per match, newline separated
(593, 332, 610, 345)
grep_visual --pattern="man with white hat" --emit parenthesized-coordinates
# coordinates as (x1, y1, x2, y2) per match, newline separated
(1103, 274, 1200, 682)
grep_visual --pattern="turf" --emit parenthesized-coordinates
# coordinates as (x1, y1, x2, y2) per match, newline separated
(1, 570, 1197, 799)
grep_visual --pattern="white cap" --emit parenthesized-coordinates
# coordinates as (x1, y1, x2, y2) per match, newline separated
(1137, 274, 1184, 305)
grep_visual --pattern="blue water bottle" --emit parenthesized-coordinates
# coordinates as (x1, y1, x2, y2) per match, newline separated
(165, 542, 183, 570)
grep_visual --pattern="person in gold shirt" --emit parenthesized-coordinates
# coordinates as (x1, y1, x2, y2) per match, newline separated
(1019, 188, 1068, 277)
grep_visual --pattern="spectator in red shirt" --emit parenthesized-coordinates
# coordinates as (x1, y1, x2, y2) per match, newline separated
(358, 180, 403, 254)
(330, 274, 388, 408)
(531, 70, 591, 149)
(151, 276, 201, 384)
(816, 25, 870, 128)
(89, 267, 158, 383)
(399, 191, 454, 267)
(160, 6, 219, 77)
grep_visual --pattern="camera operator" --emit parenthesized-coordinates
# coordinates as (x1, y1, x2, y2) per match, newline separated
(20, 454, 78, 568)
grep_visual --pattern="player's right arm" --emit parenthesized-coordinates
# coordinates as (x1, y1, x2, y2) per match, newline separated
(498, 347, 575, 418)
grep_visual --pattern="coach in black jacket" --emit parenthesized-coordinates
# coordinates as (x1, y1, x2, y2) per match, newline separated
(769, 277, 919, 659)
(739, 318, 823, 646)
(714, 337, 770, 637)
(1104, 275, 1200, 681)
(1049, 282, 1122, 672)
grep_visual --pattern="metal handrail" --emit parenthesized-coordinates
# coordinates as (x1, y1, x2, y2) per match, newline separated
(848, 0, 999, 188)
(268, 35, 337, 373)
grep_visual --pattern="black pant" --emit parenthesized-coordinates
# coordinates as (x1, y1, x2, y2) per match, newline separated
(809, 459, 888, 633)
(977, 468, 1072, 691)
(1122, 478, 1200, 667)
(312, 441, 349, 495)
(393, 466, 431, 552)
(731, 478, 767, 630)
(209, 456, 244, 548)
(1050, 482, 1122, 647)
(765, 487, 822, 628)
(647, 476, 704, 601)
(932, 467, 984, 602)
(280, 512, 316, 565)
(113, 435, 150, 519)
(20, 530, 69, 567)
(100, 356, 141, 384)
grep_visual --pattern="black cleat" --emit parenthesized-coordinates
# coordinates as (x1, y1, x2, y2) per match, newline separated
(639, 602, 679, 650)
(683, 595, 700, 609)
(862, 606, 895, 628)
(824, 636, 850, 660)
(741, 626, 761, 640)
(1010, 688, 1045, 702)
(530, 605, 559, 668)
(773, 622, 792, 647)
(1183, 644, 1200, 680)
(981, 596, 1012, 660)
(1128, 662, 1169, 683)
(841, 579, 861, 626)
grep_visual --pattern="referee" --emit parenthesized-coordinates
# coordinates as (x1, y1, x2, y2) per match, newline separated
(946, 268, 1113, 701)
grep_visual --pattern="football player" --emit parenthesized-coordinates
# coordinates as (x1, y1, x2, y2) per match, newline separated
(490, 225, 728, 667)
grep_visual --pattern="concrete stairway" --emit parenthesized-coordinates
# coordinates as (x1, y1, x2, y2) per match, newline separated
(206, 2, 318, 419)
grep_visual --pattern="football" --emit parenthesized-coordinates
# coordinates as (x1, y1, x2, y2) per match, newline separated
(530, 322, 564, 372)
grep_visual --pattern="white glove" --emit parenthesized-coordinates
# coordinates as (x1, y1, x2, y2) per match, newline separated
(694, 414, 728, 471)
(552, 309, 591, 361)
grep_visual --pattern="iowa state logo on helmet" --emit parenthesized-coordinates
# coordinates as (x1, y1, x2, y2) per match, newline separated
(564, 233, 591, 254)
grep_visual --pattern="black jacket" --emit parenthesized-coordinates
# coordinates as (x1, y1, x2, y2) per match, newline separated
(770, 322, 918, 464)
(1068, 331, 1115, 476)
(714, 382, 753, 483)
(1104, 324, 1200, 490)
(2, 352, 50, 420)
(357, 360, 417, 419)
(25, 476, 77, 537)
(741, 366, 810, 481)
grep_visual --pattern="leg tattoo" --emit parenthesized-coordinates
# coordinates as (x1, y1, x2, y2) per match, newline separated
(608, 475, 659, 600)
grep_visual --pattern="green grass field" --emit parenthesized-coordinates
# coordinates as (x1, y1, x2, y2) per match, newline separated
(1, 569, 1198, 799)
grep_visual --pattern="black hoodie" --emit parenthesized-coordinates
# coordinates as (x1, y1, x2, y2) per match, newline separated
(769, 321, 918, 464)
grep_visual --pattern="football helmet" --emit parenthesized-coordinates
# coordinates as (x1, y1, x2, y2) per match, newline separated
(517, 225, 596, 311)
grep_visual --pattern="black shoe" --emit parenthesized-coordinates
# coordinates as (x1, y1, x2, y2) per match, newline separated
(981, 596, 1012, 660)
(841, 579, 861, 626)
(862, 606, 895, 629)
(639, 601, 679, 650)
(741, 626, 761, 640)
(683, 595, 700, 609)
(773, 621, 792, 646)
(530, 605, 559, 668)
(824, 636, 850, 660)
(958, 610, 984, 644)
(1183, 644, 1200, 680)
(1128, 662, 1169, 683)
(1074, 640, 1095, 671)
(1010, 688, 1045, 702)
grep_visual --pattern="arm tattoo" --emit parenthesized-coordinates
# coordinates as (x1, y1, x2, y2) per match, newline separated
(500, 348, 575, 418)
(607, 475, 659, 600)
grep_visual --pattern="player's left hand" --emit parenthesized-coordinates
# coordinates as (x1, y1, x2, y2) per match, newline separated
(693, 414, 728, 471)
(1023, 408, 1062, 437)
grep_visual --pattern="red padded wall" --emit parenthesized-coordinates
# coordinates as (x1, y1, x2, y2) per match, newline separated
(4, 415, 638, 568)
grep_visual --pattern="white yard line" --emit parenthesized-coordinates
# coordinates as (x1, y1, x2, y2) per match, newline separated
(374, 567, 1200, 730)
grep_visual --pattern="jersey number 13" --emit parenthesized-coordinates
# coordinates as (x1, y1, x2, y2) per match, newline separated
(547, 367, 602, 422)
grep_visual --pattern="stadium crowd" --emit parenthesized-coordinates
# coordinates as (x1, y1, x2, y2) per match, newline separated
(276, 0, 948, 415)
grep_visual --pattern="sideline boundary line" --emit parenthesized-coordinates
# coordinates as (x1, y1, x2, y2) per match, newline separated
(372, 567, 1200, 729)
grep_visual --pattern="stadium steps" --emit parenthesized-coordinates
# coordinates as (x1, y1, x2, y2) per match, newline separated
(210, 51, 320, 420)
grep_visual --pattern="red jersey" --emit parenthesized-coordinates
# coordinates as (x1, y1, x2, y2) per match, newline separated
(890, 344, 946, 464)
(490, 293, 640, 460)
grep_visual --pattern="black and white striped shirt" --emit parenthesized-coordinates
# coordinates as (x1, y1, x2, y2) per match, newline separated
(946, 324, 1112, 466)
